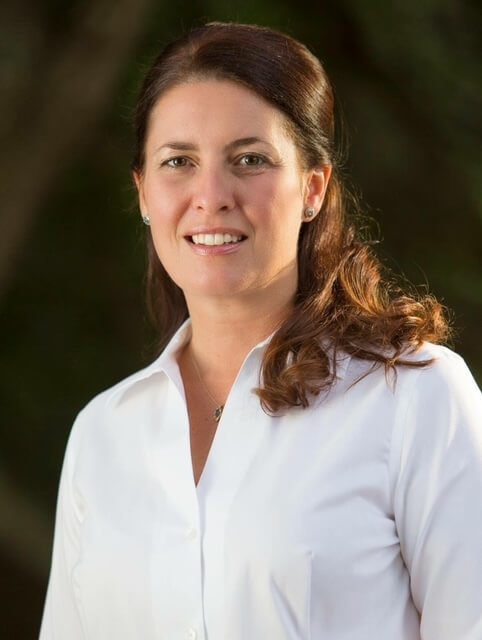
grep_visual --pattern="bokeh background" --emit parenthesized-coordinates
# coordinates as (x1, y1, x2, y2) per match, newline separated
(1, 0, 480, 636)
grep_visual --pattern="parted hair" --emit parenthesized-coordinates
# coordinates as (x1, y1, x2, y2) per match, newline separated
(131, 22, 450, 414)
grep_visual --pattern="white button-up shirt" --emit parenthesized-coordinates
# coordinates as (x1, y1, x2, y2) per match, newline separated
(40, 319, 482, 639)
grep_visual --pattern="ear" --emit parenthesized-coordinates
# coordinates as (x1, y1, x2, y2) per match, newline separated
(303, 164, 332, 215)
(132, 171, 148, 219)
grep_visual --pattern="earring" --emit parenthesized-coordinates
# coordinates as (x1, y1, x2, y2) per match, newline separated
(303, 207, 316, 220)
(142, 215, 151, 226)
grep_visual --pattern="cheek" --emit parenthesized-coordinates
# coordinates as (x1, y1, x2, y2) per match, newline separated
(144, 186, 189, 255)
(144, 179, 182, 217)
(248, 171, 303, 214)
(259, 174, 304, 235)
(149, 230, 186, 290)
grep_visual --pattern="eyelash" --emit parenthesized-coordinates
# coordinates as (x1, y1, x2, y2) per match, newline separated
(163, 157, 189, 168)
(237, 153, 268, 167)
(161, 153, 270, 169)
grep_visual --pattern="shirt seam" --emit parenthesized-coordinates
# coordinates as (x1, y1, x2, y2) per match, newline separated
(387, 365, 426, 522)
(66, 409, 91, 639)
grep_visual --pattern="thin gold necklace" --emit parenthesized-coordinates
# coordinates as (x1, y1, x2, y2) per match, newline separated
(189, 348, 224, 423)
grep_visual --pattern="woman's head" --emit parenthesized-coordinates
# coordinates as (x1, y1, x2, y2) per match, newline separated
(132, 22, 448, 412)
(133, 77, 330, 308)
(133, 22, 344, 325)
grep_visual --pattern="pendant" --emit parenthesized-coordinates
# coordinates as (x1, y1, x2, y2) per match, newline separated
(213, 405, 224, 423)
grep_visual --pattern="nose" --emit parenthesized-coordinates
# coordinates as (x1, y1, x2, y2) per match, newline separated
(190, 164, 235, 214)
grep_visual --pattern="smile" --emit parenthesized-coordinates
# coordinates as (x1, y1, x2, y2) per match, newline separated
(190, 233, 245, 246)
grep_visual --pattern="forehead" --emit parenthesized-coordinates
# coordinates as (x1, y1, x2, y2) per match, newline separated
(146, 79, 294, 149)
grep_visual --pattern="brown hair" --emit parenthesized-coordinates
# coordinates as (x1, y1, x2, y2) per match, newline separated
(132, 22, 450, 414)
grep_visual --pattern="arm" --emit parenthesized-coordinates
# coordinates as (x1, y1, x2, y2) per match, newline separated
(39, 414, 86, 640)
(390, 349, 482, 639)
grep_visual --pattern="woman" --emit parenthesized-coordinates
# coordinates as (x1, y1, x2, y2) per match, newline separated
(40, 22, 482, 639)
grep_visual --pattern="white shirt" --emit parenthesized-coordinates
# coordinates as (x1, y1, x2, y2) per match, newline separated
(40, 319, 482, 640)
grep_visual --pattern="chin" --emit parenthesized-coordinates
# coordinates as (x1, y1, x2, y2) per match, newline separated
(184, 277, 252, 299)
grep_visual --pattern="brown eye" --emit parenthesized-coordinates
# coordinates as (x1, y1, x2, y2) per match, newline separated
(238, 154, 266, 167)
(164, 157, 189, 168)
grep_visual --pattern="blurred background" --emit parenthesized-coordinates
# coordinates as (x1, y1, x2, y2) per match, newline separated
(1, 0, 480, 636)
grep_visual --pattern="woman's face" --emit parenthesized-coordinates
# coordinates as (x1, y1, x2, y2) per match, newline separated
(134, 79, 329, 308)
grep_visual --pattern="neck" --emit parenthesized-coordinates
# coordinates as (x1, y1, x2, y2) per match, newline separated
(180, 288, 294, 383)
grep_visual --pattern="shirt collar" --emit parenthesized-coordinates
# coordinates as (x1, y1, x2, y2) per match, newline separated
(107, 317, 349, 407)
(107, 318, 192, 407)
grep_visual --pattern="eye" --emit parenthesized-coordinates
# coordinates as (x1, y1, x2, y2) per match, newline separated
(237, 154, 267, 167)
(162, 156, 189, 168)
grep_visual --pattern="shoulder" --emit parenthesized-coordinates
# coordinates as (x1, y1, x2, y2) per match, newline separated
(66, 358, 167, 457)
(344, 341, 479, 396)
(339, 342, 481, 437)
(400, 342, 480, 402)
(403, 341, 468, 368)
(82, 360, 164, 416)
(389, 343, 482, 473)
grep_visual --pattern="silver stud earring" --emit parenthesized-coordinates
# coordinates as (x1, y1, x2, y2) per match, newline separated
(142, 215, 151, 226)
(303, 207, 316, 220)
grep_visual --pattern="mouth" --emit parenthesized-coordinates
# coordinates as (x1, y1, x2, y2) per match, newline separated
(186, 232, 247, 246)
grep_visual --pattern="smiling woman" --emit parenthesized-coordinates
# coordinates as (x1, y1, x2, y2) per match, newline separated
(40, 22, 482, 640)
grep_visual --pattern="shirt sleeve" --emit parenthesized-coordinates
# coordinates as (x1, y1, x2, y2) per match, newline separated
(39, 413, 86, 640)
(389, 350, 482, 639)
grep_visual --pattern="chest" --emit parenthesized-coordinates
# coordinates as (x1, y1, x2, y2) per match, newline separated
(186, 398, 219, 486)
(73, 369, 409, 637)
(80, 362, 398, 541)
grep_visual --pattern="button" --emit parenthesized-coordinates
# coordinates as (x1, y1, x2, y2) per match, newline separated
(186, 527, 198, 541)
(187, 627, 197, 640)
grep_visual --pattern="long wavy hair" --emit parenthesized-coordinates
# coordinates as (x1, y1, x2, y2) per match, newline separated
(131, 22, 450, 414)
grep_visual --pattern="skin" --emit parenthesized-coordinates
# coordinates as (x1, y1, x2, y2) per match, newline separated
(134, 79, 331, 409)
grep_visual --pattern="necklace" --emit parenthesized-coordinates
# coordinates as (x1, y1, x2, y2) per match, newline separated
(189, 348, 224, 423)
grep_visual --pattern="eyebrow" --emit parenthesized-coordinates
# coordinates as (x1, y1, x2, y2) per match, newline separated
(154, 137, 276, 154)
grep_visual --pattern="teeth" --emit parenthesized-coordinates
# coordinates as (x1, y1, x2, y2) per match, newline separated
(191, 233, 244, 245)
